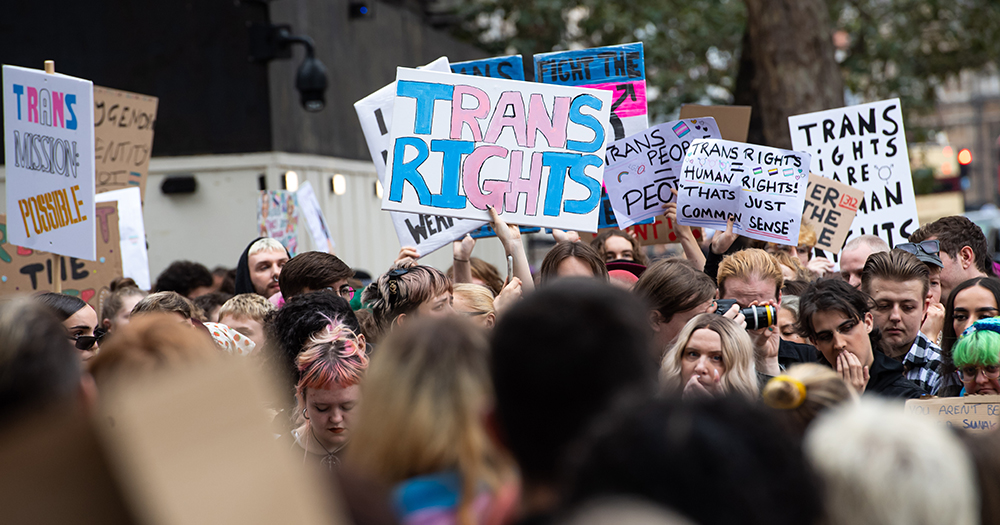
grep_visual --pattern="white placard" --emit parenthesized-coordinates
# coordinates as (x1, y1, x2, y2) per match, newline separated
(604, 117, 722, 227)
(95, 187, 150, 290)
(3, 65, 96, 260)
(788, 98, 917, 248)
(295, 181, 335, 253)
(677, 138, 810, 245)
(382, 68, 612, 232)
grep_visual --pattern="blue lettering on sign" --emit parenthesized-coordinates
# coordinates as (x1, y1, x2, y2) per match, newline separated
(566, 94, 605, 153)
(396, 81, 454, 135)
(389, 137, 432, 205)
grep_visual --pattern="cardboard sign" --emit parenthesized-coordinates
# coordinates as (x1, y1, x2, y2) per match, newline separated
(295, 181, 335, 253)
(257, 191, 298, 257)
(579, 191, 701, 245)
(382, 68, 612, 232)
(451, 55, 525, 80)
(355, 58, 488, 255)
(604, 117, 722, 227)
(3, 65, 96, 260)
(0, 201, 122, 308)
(93, 86, 158, 200)
(678, 105, 752, 142)
(803, 173, 864, 254)
(905, 395, 1000, 434)
(95, 187, 150, 290)
(788, 98, 918, 248)
(534, 43, 647, 141)
(677, 139, 810, 245)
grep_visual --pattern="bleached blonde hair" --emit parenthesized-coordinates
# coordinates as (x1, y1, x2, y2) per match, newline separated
(660, 313, 758, 400)
(805, 399, 978, 525)
(248, 237, 286, 256)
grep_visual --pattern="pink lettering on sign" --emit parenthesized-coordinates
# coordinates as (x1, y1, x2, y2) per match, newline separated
(581, 81, 647, 118)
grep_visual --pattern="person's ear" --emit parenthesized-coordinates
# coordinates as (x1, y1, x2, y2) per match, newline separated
(356, 333, 367, 352)
(715, 289, 721, 300)
(393, 313, 407, 328)
(485, 312, 496, 329)
(960, 246, 976, 269)
(648, 310, 664, 331)
(102, 318, 112, 330)
(863, 312, 874, 333)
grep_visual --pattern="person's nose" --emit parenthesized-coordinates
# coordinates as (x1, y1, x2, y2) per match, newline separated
(849, 274, 861, 289)
(329, 408, 344, 425)
(889, 305, 902, 323)
(976, 369, 991, 387)
(833, 331, 849, 353)
(693, 356, 709, 375)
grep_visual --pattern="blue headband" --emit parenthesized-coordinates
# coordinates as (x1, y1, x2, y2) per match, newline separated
(961, 317, 1000, 339)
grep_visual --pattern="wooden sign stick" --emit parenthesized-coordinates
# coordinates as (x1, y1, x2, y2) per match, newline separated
(42, 60, 62, 293)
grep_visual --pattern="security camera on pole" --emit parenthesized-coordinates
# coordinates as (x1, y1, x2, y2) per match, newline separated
(248, 23, 328, 112)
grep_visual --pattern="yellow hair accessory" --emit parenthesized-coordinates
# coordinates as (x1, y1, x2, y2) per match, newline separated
(763, 375, 807, 410)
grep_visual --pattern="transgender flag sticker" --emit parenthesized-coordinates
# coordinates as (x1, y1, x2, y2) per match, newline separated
(672, 121, 691, 138)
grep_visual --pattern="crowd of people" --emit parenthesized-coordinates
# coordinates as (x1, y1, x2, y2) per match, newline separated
(5, 206, 1000, 525)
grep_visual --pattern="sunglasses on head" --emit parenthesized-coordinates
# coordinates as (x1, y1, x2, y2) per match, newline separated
(896, 239, 940, 256)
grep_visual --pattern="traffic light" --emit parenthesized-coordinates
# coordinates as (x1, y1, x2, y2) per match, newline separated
(958, 148, 972, 179)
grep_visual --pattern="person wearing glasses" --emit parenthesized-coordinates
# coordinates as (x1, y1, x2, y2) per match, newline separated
(278, 251, 356, 302)
(951, 317, 1000, 396)
(908, 216, 995, 301)
(34, 292, 103, 361)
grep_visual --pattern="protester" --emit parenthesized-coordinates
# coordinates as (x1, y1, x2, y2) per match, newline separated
(234, 237, 290, 297)
(537, 241, 609, 285)
(838, 235, 889, 289)
(350, 316, 515, 525)
(895, 239, 946, 344)
(661, 193, 707, 271)
(211, 265, 236, 295)
(860, 250, 943, 393)
(909, 215, 995, 300)
(777, 295, 808, 345)
(781, 279, 809, 297)
(217, 293, 275, 349)
(955, 430, 1000, 524)
(361, 263, 454, 340)
(659, 314, 759, 399)
(279, 251, 355, 301)
(633, 259, 717, 360)
(35, 292, 103, 361)
(940, 277, 1000, 396)
(193, 291, 233, 323)
(452, 208, 533, 295)
(153, 260, 215, 299)
(449, 255, 504, 296)
(716, 248, 817, 374)
(99, 277, 147, 335)
(951, 317, 1000, 396)
(761, 363, 856, 438)
(563, 397, 823, 525)
(771, 250, 813, 282)
(203, 322, 256, 356)
(491, 279, 657, 522)
(452, 283, 497, 329)
(797, 279, 925, 398)
(591, 230, 649, 265)
(131, 291, 197, 324)
(0, 297, 89, 427)
(291, 321, 368, 471)
(805, 399, 978, 525)
(767, 222, 833, 278)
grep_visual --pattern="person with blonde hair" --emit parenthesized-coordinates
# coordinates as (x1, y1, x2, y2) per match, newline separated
(291, 320, 368, 471)
(660, 314, 758, 400)
(99, 277, 148, 336)
(452, 284, 497, 329)
(217, 293, 275, 349)
(762, 363, 856, 437)
(805, 399, 979, 525)
(771, 250, 813, 283)
(349, 316, 514, 525)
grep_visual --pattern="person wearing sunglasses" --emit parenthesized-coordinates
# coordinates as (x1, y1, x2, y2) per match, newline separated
(908, 216, 994, 302)
(951, 317, 1000, 396)
(34, 292, 103, 361)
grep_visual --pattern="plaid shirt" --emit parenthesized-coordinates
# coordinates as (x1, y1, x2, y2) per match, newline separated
(902, 332, 944, 394)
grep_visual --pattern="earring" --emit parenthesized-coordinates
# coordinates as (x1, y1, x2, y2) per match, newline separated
(302, 408, 309, 420)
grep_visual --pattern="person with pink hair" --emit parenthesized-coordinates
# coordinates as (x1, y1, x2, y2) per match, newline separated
(290, 319, 369, 471)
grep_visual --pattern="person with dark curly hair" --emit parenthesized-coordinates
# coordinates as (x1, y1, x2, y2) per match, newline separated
(153, 260, 214, 299)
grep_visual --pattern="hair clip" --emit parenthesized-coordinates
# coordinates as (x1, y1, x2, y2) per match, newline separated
(386, 267, 411, 299)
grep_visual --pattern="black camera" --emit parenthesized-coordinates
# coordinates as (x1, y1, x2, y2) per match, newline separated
(714, 299, 777, 330)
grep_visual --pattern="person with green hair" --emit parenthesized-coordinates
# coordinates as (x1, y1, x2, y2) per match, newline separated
(953, 317, 1000, 396)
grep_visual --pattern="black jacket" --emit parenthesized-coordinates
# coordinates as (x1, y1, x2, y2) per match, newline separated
(779, 339, 818, 370)
(819, 349, 926, 399)
(234, 237, 266, 295)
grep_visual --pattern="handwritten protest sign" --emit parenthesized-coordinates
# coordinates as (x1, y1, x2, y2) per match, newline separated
(93, 86, 157, 200)
(296, 181, 335, 253)
(355, 57, 488, 255)
(95, 187, 150, 290)
(452, 55, 525, 81)
(3, 65, 96, 260)
(802, 173, 864, 254)
(577, 190, 702, 245)
(788, 99, 917, 248)
(604, 117, 722, 227)
(0, 202, 121, 309)
(382, 68, 612, 232)
(905, 395, 1000, 434)
(678, 105, 752, 142)
(534, 43, 646, 142)
(677, 139, 810, 245)
(257, 191, 298, 257)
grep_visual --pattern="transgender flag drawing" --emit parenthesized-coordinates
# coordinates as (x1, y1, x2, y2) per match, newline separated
(672, 121, 690, 138)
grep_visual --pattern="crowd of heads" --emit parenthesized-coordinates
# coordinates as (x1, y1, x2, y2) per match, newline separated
(5, 211, 1000, 525)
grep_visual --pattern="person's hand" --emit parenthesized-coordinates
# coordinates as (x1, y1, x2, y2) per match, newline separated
(682, 369, 721, 400)
(662, 188, 693, 238)
(488, 206, 521, 253)
(806, 256, 834, 278)
(395, 246, 420, 267)
(710, 214, 739, 255)
(746, 300, 781, 375)
(720, 302, 747, 330)
(493, 277, 522, 314)
(837, 351, 869, 394)
(922, 302, 945, 342)
(454, 234, 476, 261)
(552, 229, 580, 243)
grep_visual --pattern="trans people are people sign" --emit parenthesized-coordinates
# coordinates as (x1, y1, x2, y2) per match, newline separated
(381, 67, 612, 232)
(677, 138, 810, 246)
